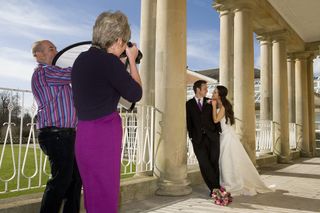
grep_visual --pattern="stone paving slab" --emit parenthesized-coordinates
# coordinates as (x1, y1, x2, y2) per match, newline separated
(120, 158, 320, 213)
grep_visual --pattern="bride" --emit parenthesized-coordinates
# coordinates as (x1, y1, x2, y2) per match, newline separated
(211, 85, 273, 196)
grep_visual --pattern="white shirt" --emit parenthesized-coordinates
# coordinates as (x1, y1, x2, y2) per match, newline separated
(194, 97, 204, 106)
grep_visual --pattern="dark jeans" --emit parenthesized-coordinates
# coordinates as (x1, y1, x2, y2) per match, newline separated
(38, 127, 82, 213)
(193, 134, 220, 192)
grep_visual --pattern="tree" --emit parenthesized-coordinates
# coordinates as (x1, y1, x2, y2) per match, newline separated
(0, 91, 21, 125)
(0, 91, 21, 143)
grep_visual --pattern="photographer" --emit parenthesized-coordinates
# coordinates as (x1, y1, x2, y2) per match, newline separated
(31, 40, 82, 213)
(71, 11, 142, 213)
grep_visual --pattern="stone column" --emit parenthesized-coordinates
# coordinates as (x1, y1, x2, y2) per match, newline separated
(136, 0, 157, 176)
(257, 35, 272, 121)
(233, 5, 256, 164)
(307, 55, 316, 156)
(218, 9, 234, 104)
(295, 54, 311, 156)
(287, 56, 295, 123)
(139, 0, 157, 107)
(154, 0, 192, 196)
(272, 34, 290, 162)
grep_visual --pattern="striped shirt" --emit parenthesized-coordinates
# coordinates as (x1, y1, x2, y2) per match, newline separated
(31, 63, 77, 129)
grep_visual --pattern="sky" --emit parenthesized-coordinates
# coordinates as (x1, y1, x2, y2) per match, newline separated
(0, 0, 319, 91)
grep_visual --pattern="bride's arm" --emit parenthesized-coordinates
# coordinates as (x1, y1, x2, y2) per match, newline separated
(212, 101, 225, 123)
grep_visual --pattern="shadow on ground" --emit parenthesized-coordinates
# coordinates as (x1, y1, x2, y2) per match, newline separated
(120, 158, 320, 213)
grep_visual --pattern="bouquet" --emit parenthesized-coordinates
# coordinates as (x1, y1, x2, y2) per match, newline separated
(211, 187, 232, 206)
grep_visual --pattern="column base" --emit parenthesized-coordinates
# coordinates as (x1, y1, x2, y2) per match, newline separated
(300, 151, 313, 157)
(134, 171, 153, 177)
(277, 155, 293, 164)
(156, 179, 192, 196)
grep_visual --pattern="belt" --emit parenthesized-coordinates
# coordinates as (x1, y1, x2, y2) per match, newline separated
(39, 127, 75, 133)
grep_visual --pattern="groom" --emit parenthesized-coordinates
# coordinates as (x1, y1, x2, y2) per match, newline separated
(186, 80, 221, 196)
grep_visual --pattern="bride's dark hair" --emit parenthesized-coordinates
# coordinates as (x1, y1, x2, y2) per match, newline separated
(216, 85, 235, 125)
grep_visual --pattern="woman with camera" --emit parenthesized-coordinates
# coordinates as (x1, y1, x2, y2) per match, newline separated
(71, 11, 142, 213)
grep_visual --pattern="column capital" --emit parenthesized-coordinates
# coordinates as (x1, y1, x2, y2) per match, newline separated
(304, 42, 320, 57)
(270, 30, 289, 42)
(308, 53, 316, 61)
(257, 30, 288, 42)
(214, 0, 256, 12)
(292, 51, 312, 60)
(287, 54, 296, 61)
(213, 2, 231, 13)
(256, 34, 272, 45)
(219, 9, 234, 17)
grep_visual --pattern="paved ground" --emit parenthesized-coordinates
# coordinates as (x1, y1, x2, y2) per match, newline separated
(120, 158, 320, 213)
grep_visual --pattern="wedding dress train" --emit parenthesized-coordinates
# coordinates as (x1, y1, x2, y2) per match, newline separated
(219, 115, 273, 196)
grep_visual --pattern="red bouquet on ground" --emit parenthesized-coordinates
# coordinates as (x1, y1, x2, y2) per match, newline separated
(211, 187, 232, 206)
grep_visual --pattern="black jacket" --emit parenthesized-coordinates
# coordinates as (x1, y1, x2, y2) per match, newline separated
(186, 97, 221, 144)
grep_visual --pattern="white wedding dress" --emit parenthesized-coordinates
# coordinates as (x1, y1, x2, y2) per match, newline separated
(219, 115, 273, 196)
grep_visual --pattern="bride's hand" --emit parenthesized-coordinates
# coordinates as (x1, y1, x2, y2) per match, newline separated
(212, 100, 217, 108)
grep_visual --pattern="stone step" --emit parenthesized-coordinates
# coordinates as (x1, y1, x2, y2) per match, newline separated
(256, 154, 277, 167)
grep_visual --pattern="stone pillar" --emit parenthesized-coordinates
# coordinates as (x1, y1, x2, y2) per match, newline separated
(287, 56, 295, 123)
(295, 54, 311, 156)
(154, 0, 192, 196)
(218, 9, 234, 104)
(233, 6, 256, 164)
(272, 35, 290, 162)
(136, 0, 157, 175)
(272, 34, 290, 163)
(307, 55, 316, 156)
(139, 0, 157, 107)
(258, 35, 272, 120)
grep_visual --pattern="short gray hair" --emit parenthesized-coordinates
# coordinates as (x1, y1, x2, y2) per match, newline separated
(31, 40, 45, 57)
(92, 11, 131, 49)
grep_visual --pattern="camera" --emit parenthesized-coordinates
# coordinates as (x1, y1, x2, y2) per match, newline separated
(120, 42, 143, 64)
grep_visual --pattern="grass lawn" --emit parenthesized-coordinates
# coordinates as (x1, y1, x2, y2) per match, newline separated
(0, 144, 135, 199)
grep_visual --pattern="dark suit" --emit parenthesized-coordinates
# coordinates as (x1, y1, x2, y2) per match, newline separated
(186, 97, 221, 191)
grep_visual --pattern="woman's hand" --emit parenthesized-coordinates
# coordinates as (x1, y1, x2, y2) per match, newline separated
(124, 43, 142, 87)
(212, 99, 217, 108)
(125, 43, 138, 64)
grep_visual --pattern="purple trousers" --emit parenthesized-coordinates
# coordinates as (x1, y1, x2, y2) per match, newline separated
(75, 112, 122, 213)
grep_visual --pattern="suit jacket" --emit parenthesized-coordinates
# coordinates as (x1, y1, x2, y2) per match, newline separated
(186, 97, 221, 144)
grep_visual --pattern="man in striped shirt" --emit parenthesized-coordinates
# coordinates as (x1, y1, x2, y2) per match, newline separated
(31, 40, 82, 213)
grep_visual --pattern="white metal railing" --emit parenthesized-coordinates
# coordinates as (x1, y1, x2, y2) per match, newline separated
(289, 123, 297, 149)
(255, 121, 298, 154)
(119, 105, 154, 176)
(315, 122, 320, 149)
(187, 137, 198, 166)
(256, 120, 273, 153)
(254, 80, 261, 103)
(0, 87, 155, 194)
(314, 78, 320, 94)
(0, 87, 49, 194)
